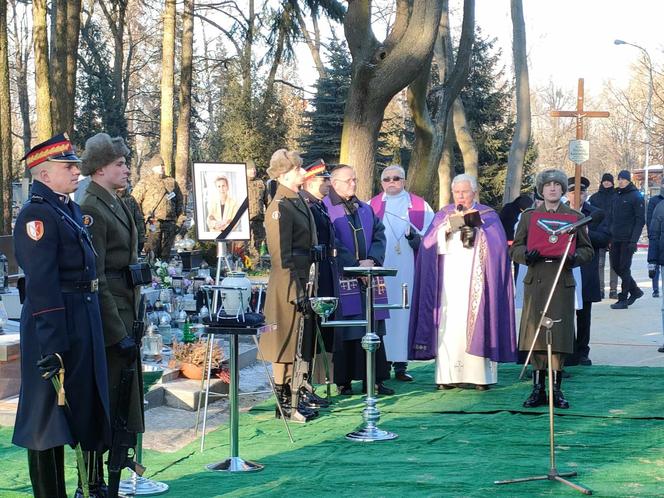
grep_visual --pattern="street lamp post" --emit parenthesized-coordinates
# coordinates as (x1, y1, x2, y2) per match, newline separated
(615, 39, 654, 209)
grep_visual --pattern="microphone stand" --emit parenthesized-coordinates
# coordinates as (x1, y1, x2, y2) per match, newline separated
(495, 229, 592, 495)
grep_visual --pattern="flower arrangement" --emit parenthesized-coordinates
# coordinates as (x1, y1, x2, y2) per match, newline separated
(152, 259, 176, 288)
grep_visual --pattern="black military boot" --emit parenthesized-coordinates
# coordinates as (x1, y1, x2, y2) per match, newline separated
(552, 370, 570, 409)
(275, 384, 317, 423)
(74, 451, 107, 498)
(299, 386, 331, 409)
(523, 370, 547, 408)
(28, 448, 67, 498)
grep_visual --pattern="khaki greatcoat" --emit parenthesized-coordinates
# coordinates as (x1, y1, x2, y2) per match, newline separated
(510, 202, 594, 354)
(80, 181, 145, 433)
(259, 184, 317, 363)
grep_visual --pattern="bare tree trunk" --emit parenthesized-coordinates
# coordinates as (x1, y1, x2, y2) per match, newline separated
(241, 0, 254, 112)
(0, 0, 12, 232)
(504, 0, 531, 205)
(64, 0, 82, 134)
(406, 0, 475, 200)
(160, 0, 176, 175)
(438, 113, 456, 207)
(340, 0, 443, 200)
(452, 97, 478, 178)
(33, 0, 52, 141)
(174, 0, 194, 197)
(9, 0, 31, 152)
(297, 10, 326, 79)
(99, 0, 126, 111)
(50, 0, 67, 132)
(263, 10, 287, 110)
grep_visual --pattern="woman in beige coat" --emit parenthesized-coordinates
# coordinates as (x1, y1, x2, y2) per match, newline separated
(258, 149, 318, 422)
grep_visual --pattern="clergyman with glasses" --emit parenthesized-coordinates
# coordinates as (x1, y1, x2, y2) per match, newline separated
(322, 164, 394, 396)
(369, 165, 434, 382)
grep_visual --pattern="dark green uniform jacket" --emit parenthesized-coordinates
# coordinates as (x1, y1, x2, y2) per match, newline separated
(259, 183, 317, 363)
(80, 180, 145, 432)
(510, 202, 594, 354)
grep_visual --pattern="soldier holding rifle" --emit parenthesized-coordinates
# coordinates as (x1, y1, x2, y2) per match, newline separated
(80, 133, 148, 496)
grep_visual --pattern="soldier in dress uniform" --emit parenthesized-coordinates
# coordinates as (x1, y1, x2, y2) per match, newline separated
(12, 133, 111, 498)
(246, 160, 266, 263)
(79, 134, 145, 493)
(131, 154, 185, 260)
(511, 169, 594, 409)
(259, 149, 319, 422)
(301, 159, 338, 383)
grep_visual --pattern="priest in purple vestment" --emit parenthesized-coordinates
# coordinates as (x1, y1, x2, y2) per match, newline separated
(323, 164, 394, 396)
(408, 174, 517, 390)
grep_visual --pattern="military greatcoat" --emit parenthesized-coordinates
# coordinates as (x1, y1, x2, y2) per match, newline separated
(259, 183, 317, 363)
(510, 202, 594, 354)
(80, 181, 144, 433)
(12, 181, 111, 451)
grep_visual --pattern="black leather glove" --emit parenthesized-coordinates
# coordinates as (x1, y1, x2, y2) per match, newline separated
(406, 232, 421, 251)
(566, 253, 577, 268)
(115, 335, 138, 360)
(460, 226, 476, 249)
(525, 249, 541, 266)
(37, 354, 62, 380)
(628, 242, 637, 253)
(649, 264, 657, 279)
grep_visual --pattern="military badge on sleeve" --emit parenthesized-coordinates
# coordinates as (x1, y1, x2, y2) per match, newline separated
(82, 214, 94, 227)
(271, 211, 280, 220)
(26, 220, 44, 241)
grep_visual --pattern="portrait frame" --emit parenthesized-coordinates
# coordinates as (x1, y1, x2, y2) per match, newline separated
(192, 162, 250, 241)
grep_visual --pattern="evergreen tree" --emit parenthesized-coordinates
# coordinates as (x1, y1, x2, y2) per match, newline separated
(74, 21, 127, 144)
(455, 29, 537, 208)
(299, 39, 351, 164)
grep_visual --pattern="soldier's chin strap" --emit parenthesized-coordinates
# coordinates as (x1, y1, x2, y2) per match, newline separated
(216, 197, 249, 241)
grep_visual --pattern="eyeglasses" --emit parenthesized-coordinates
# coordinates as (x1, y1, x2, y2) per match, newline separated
(381, 176, 403, 182)
(336, 177, 357, 184)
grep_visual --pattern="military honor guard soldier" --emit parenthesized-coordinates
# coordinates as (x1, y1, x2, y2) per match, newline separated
(79, 133, 145, 493)
(259, 149, 320, 422)
(510, 169, 594, 409)
(12, 134, 112, 498)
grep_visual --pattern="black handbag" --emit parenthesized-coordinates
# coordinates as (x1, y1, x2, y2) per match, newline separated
(126, 263, 153, 287)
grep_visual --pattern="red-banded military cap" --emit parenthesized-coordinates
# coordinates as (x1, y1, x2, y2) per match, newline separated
(304, 159, 330, 179)
(20, 133, 81, 169)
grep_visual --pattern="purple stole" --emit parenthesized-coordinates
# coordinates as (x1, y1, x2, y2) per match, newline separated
(323, 196, 388, 319)
(369, 192, 426, 231)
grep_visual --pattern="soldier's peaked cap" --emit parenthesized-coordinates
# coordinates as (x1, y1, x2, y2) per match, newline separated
(21, 133, 81, 169)
(304, 159, 330, 179)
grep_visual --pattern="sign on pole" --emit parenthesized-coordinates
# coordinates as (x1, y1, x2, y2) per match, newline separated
(568, 139, 590, 165)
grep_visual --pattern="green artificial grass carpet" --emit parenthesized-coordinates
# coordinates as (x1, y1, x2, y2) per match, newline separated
(1, 362, 663, 497)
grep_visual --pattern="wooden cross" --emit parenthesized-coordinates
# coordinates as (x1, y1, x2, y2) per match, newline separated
(550, 78, 610, 209)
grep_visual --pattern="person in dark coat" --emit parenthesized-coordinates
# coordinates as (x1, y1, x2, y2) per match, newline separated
(301, 159, 339, 382)
(646, 177, 664, 297)
(323, 165, 394, 396)
(647, 196, 664, 353)
(259, 149, 319, 423)
(511, 169, 594, 409)
(589, 173, 618, 299)
(118, 183, 146, 250)
(609, 170, 646, 309)
(500, 193, 534, 243)
(12, 134, 111, 498)
(566, 177, 610, 366)
(79, 133, 145, 492)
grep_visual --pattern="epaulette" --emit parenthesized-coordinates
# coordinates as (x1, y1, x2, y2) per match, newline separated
(30, 195, 44, 203)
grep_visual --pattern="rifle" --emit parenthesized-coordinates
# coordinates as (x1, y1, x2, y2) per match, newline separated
(107, 296, 147, 497)
(291, 264, 317, 411)
(107, 367, 145, 497)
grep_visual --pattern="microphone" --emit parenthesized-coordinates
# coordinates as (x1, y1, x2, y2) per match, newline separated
(552, 211, 600, 235)
(456, 204, 464, 211)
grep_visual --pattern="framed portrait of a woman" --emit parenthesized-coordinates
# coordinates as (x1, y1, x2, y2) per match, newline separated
(192, 162, 250, 241)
